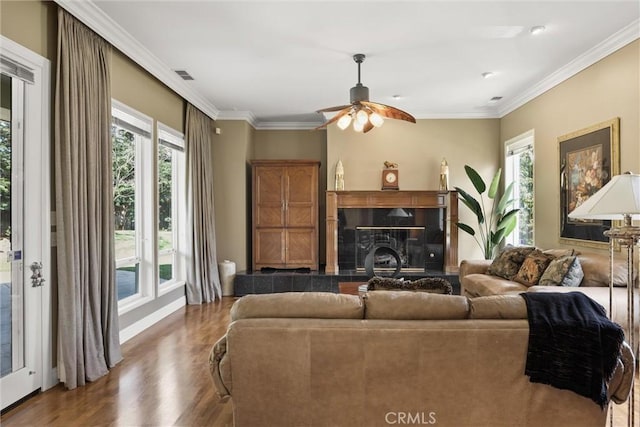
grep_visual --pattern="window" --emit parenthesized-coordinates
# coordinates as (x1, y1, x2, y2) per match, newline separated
(157, 123, 185, 289)
(111, 101, 153, 305)
(504, 130, 534, 246)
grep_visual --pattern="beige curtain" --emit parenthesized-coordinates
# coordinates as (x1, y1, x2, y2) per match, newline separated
(185, 103, 222, 303)
(54, 9, 122, 389)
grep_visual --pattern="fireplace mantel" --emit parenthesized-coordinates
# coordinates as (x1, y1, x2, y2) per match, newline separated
(325, 190, 458, 274)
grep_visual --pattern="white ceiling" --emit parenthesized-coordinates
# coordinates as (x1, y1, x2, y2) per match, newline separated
(67, 1, 639, 128)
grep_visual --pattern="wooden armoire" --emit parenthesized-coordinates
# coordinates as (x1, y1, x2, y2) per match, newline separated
(251, 160, 320, 271)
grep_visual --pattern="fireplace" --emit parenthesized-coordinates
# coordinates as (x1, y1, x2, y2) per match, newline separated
(326, 191, 458, 274)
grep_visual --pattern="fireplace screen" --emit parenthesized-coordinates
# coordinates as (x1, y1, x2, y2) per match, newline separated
(355, 227, 426, 272)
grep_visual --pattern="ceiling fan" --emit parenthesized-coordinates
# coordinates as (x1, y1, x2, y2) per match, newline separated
(315, 54, 416, 133)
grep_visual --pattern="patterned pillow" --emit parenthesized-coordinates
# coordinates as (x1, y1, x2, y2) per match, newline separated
(538, 255, 584, 287)
(514, 250, 555, 286)
(487, 245, 536, 280)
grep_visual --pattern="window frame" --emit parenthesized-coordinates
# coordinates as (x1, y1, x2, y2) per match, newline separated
(156, 122, 186, 295)
(111, 100, 154, 312)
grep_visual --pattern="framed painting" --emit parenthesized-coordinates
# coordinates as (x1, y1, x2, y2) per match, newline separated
(559, 118, 620, 248)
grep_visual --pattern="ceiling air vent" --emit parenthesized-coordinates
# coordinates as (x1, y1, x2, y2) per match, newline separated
(174, 70, 194, 81)
(489, 96, 503, 103)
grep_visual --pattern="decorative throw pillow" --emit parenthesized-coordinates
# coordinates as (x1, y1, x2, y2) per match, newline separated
(486, 245, 536, 280)
(538, 255, 584, 287)
(514, 250, 555, 286)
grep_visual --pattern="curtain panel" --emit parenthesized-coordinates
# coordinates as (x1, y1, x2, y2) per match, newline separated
(54, 9, 122, 389)
(185, 104, 222, 303)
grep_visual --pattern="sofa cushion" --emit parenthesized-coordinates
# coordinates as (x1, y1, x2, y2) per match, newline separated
(469, 295, 528, 319)
(364, 291, 469, 320)
(463, 273, 528, 297)
(538, 255, 584, 287)
(578, 252, 631, 287)
(367, 276, 452, 294)
(230, 292, 364, 321)
(487, 245, 536, 280)
(514, 250, 555, 286)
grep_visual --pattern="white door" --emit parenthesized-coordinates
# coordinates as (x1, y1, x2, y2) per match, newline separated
(0, 38, 51, 410)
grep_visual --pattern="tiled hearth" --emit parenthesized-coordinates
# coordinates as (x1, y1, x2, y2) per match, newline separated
(234, 268, 460, 296)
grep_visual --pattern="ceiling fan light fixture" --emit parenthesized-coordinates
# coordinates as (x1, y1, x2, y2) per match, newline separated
(356, 109, 369, 125)
(337, 114, 352, 130)
(369, 112, 384, 127)
(315, 53, 416, 133)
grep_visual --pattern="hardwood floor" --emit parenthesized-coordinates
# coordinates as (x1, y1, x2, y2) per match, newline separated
(1, 296, 637, 426)
(1, 297, 236, 427)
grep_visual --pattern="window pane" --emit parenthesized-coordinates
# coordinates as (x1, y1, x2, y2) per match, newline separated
(517, 150, 534, 245)
(158, 252, 173, 284)
(116, 262, 139, 300)
(158, 144, 174, 284)
(113, 125, 137, 300)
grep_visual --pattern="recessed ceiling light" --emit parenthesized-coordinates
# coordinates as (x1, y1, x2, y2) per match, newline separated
(488, 96, 503, 103)
(482, 72, 495, 79)
(392, 95, 402, 100)
(530, 26, 546, 35)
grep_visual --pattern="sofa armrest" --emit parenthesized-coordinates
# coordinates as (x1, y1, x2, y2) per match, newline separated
(459, 259, 493, 278)
(209, 335, 232, 401)
(609, 341, 635, 404)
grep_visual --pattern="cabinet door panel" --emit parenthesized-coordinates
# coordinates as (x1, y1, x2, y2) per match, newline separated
(254, 229, 286, 267)
(255, 166, 284, 227)
(285, 229, 316, 266)
(286, 166, 317, 227)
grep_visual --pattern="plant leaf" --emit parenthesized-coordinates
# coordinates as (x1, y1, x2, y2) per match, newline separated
(456, 222, 476, 236)
(488, 168, 502, 199)
(454, 187, 485, 224)
(496, 209, 519, 230)
(496, 182, 515, 214)
(464, 165, 486, 195)
(492, 214, 518, 244)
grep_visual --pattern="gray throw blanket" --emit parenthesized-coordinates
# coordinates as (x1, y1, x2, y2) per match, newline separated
(520, 292, 624, 408)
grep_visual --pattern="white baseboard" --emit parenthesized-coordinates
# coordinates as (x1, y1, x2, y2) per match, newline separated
(119, 297, 186, 344)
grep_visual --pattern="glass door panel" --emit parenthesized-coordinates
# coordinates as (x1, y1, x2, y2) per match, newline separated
(0, 73, 24, 379)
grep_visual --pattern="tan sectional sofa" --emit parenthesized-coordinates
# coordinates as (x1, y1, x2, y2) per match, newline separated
(460, 250, 634, 330)
(209, 292, 633, 427)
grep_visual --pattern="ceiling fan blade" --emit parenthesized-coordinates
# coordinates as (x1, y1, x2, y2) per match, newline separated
(314, 108, 350, 130)
(363, 121, 374, 133)
(361, 101, 416, 123)
(316, 104, 352, 113)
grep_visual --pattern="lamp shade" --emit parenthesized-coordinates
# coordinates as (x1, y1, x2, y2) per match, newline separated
(568, 172, 640, 220)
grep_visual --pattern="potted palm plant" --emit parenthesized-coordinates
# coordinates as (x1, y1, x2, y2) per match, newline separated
(455, 165, 519, 259)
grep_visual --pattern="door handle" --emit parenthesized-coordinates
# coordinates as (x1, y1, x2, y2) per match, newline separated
(30, 261, 45, 287)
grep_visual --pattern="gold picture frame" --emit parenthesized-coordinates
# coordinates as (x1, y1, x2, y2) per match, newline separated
(559, 118, 620, 249)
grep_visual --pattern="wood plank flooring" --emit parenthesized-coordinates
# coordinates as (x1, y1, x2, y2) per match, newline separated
(1, 297, 235, 427)
(1, 295, 637, 426)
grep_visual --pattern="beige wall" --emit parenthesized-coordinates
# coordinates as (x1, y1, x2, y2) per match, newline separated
(501, 40, 640, 253)
(327, 118, 501, 260)
(112, 51, 185, 132)
(0, 0, 57, 61)
(213, 120, 254, 271)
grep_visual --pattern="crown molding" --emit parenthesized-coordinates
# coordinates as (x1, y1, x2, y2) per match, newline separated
(498, 18, 640, 117)
(54, 0, 220, 121)
(215, 110, 258, 127)
(412, 111, 500, 119)
(254, 121, 324, 130)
